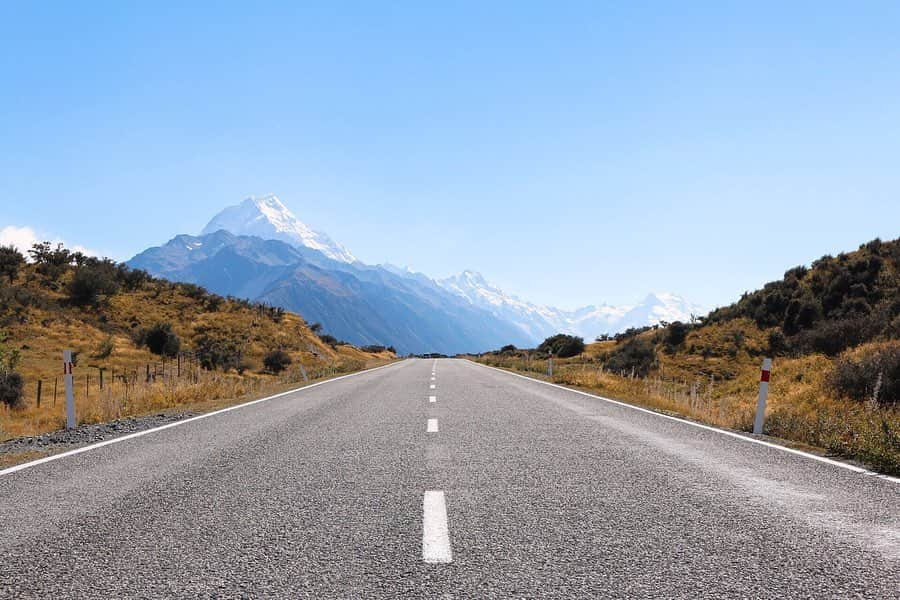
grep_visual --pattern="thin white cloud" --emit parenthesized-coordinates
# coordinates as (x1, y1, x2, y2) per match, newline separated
(0, 225, 100, 258)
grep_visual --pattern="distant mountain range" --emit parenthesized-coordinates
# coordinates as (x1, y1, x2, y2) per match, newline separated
(128, 195, 706, 354)
(434, 270, 704, 341)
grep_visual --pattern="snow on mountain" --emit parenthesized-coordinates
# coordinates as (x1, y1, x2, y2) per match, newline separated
(435, 270, 706, 343)
(201, 194, 356, 264)
(196, 194, 705, 347)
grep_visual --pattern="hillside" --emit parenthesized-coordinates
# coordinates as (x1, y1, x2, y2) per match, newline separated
(477, 238, 900, 474)
(0, 242, 394, 440)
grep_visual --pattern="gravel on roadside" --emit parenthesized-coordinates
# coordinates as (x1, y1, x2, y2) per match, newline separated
(0, 412, 197, 458)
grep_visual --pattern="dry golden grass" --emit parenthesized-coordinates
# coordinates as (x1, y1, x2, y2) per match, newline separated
(1, 267, 396, 440)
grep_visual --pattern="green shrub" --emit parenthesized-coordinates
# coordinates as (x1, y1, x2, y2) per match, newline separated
(143, 322, 181, 357)
(117, 265, 152, 291)
(0, 371, 23, 409)
(538, 334, 585, 358)
(830, 343, 900, 405)
(92, 335, 115, 359)
(767, 329, 789, 356)
(318, 333, 340, 348)
(0, 245, 25, 284)
(29, 242, 73, 281)
(194, 334, 240, 371)
(178, 282, 208, 300)
(665, 321, 690, 350)
(603, 336, 656, 377)
(263, 350, 292, 373)
(0, 330, 23, 408)
(67, 259, 120, 305)
(792, 317, 874, 356)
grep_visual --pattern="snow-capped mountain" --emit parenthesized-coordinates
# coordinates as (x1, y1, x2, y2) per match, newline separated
(435, 270, 706, 341)
(130, 193, 708, 352)
(436, 270, 568, 340)
(201, 194, 356, 264)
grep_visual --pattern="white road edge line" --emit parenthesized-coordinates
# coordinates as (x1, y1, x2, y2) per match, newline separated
(429, 395, 436, 403)
(422, 490, 453, 563)
(0, 361, 405, 478)
(469, 360, 900, 484)
(427, 418, 439, 432)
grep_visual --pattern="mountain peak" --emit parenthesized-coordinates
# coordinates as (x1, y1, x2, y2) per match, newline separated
(202, 195, 356, 263)
(460, 269, 487, 285)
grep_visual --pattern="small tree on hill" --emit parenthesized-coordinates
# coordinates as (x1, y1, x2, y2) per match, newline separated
(263, 349, 292, 373)
(67, 258, 120, 305)
(0, 245, 25, 284)
(665, 321, 690, 349)
(0, 330, 23, 409)
(29, 242, 73, 281)
(143, 322, 181, 357)
(538, 334, 585, 358)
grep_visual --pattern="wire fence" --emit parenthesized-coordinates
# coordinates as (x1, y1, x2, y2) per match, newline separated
(2, 350, 370, 438)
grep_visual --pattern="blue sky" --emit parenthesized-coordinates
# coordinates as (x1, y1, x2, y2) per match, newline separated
(2, 2, 899, 310)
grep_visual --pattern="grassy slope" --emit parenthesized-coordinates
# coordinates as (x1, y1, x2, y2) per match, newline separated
(476, 240, 900, 475)
(1, 263, 394, 440)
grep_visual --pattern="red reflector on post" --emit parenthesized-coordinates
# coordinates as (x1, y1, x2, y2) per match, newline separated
(760, 370, 770, 383)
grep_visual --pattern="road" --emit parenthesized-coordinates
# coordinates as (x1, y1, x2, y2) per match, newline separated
(1, 359, 898, 598)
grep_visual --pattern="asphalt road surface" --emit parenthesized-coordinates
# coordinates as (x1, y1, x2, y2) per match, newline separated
(1, 359, 898, 598)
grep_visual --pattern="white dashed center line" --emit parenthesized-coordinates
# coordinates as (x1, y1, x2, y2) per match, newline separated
(422, 491, 453, 563)
(427, 418, 439, 432)
(429, 395, 436, 403)
(429, 384, 436, 389)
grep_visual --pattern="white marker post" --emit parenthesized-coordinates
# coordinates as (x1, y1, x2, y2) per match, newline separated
(63, 350, 75, 430)
(548, 350, 553, 377)
(753, 358, 772, 435)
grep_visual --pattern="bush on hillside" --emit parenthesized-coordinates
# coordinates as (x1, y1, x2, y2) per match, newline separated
(0, 330, 23, 409)
(538, 334, 585, 358)
(603, 336, 656, 377)
(318, 333, 342, 348)
(28, 242, 74, 281)
(116, 265, 152, 291)
(767, 329, 789, 356)
(67, 259, 121, 305)
(194, 334, 241, 371)
(92, 335, 115, 359)
(178, 282, 209, 300)
(0, 371, 23, 409)
(0, 246, 25, 284)
(143, 322, 181, 357)
(792, 317, 876, 356)
(205, 295, 224, 312)
(263, 349, 292, 373)
(830, 343, 900, 405)
(705, 239, 900, 347)
(665, 321, 690, 351)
